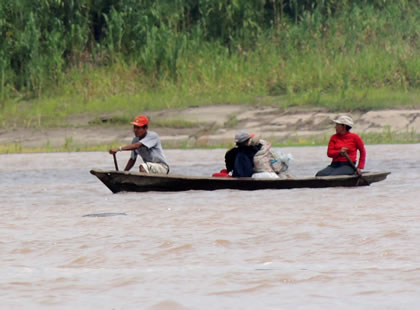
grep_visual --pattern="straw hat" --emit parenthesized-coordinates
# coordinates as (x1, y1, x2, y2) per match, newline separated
(332, 115, 354, 127)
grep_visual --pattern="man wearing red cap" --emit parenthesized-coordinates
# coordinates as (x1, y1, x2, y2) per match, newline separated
(109, 115, 169, 174)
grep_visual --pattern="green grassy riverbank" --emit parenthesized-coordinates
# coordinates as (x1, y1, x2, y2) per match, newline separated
(0, 1, 419, 152)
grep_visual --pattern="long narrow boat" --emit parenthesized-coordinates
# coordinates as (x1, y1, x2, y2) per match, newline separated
(90, 169, 390, 193)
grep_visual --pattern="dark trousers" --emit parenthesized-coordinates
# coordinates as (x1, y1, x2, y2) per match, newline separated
(315, 162, 355, 176)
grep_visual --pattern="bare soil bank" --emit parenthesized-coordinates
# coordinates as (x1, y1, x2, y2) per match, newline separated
(1, 106, 420, 148)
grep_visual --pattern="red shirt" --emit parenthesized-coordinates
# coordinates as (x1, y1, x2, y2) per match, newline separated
(327, 132, 366, 169)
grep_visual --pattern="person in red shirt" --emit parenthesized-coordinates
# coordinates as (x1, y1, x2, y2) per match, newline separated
(316, 115, 366, 176)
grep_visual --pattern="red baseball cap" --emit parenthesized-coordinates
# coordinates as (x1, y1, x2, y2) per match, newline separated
(130, 115, 149, 127)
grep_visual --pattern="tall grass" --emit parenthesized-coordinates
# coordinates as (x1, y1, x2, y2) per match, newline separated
(0, 0, 419, 127)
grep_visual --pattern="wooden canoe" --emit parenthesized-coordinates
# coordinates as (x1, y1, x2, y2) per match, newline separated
(90, 169, 390, 193)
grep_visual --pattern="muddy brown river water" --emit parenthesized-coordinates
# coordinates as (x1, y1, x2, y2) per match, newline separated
(1, 144, 419, 310)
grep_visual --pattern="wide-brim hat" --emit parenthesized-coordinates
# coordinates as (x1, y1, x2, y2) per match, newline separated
(235, 130, 254, 143)
(332, 115, 353, 127)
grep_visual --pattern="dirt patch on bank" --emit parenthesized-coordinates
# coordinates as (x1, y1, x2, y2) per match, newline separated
(1, 106, 420, 148)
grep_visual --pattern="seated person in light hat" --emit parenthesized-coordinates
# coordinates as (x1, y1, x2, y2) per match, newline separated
(216, 130, 292, 178)
(315, 115, 366, 176)
(109, 115, 169, 174)
(224, 130, 261, 177)
(223, 130, 292, 178)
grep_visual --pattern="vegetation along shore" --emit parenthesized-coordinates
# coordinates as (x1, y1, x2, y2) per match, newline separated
(0, 0, 419, 153)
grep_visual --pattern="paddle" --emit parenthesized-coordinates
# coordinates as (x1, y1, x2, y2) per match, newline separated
(113, 153, 119, 171)
(342, 152, 368, 185)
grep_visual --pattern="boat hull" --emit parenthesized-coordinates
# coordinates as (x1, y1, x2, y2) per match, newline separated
(90, 169, 391, 193)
